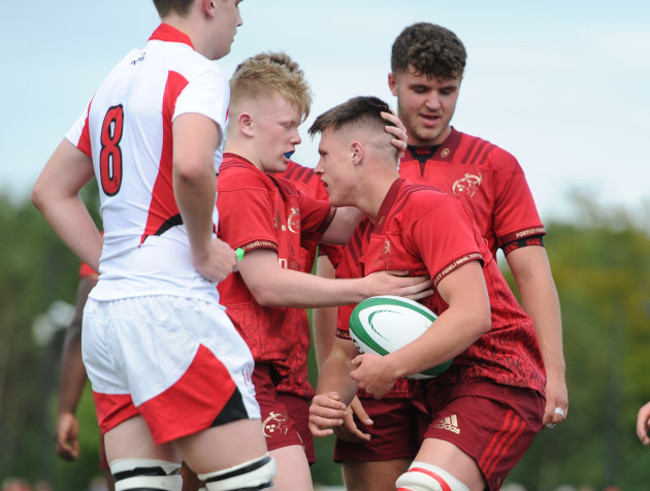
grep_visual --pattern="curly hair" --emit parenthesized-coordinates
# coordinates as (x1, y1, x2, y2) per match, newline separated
(391, 22, 467, 80)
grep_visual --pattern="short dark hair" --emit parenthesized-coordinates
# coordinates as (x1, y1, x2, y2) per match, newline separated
(152, 0, 194, 18)
(391, 22, 467, 80)
(308, 96, 393, 137)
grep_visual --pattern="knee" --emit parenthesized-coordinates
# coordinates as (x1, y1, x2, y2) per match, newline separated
(198, 453, 276, 491)
(396, 461, 469, 491)
(109, 458, 182, 491)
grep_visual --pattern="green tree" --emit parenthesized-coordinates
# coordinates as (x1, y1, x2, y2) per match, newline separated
(0, 187, 103, 489)
(3, 186, 650, 490)
(506, 196, 650, 490)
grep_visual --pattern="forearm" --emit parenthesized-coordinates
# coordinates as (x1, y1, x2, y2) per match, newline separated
(240, 250, 369, 308)
(58, 275, 96, 415)
(250, 267, 368, 308)
(316, 346, 358, 406)
(172, 112, 221, 263)
(242, 250, 432, 308)
(38, 198, 103, 272)
(174, 166, 217, 262)
(32, 139, 102, 271)
(57, 334, 88, 415)
(312, 255, 338, 368)
(313, 305, 338, 368)
(509, 247, 565, 375)
(519, 276, 565, 374)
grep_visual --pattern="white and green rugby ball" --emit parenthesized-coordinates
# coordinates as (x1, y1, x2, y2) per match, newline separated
(349, 295, 452, 379)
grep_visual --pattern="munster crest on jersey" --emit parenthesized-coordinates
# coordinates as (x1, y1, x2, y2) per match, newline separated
(452, 173, 482, 198)
(287, 207, 301, 233)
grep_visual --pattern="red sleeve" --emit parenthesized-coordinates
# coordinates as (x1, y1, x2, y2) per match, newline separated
(296, 191, 335, 241)
(318, 243, 345, 268)
(79, 262, 97, 278)
(408, 195, 484, 287)
(491, 150, 545, 247)
(217, 166, 279, 252)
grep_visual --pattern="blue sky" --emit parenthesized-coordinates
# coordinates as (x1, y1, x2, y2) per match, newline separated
(2, 1, 649, 222)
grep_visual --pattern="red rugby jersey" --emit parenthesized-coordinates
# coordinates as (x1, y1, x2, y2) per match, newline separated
(277, 161, 344, 267)
(273, 161, 328, 397)
(399, 127, 545, 258)
(336, 179, 546, 398)
(275, 161, 329, 271)
(217, 154, 335, 398)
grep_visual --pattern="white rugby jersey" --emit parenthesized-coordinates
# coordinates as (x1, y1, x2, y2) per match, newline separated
(66, 24, 228, 301)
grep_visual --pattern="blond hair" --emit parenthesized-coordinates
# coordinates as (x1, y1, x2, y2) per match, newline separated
(230, 52, 312, 121)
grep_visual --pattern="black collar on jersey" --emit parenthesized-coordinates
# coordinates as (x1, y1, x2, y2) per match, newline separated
(407, 144, 441, 165)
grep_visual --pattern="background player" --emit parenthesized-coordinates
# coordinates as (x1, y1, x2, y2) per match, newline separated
(54, 264, 114, 490)
(214, 52, 431, 491)
(313, 22, 567, 490)
(32, 1, 276, 490)
(308, 95, 546, 491)
(637, 401, 650, 445)
(389, 20, 566, 428)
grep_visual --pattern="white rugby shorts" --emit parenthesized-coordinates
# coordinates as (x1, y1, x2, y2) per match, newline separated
(82, 295, 260, 444)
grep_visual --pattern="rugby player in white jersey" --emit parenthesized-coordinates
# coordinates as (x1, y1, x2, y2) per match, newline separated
(32, 1, 276, 490)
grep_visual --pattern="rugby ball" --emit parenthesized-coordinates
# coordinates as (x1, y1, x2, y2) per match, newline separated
(349, 295, 452, 379)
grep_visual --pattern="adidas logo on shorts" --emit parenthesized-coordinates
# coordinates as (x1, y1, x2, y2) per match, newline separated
(434, 414, 461, 434)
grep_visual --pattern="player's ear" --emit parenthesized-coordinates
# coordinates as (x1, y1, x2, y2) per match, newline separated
(388, 73, 398, 96)
(239, 113, 254, 137)
(351, 141, 363, 165)
(203, 0, 217, 18)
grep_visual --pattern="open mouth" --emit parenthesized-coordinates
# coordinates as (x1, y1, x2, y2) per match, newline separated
(284, 151, 294, 160)
(420, 113, 440, 126)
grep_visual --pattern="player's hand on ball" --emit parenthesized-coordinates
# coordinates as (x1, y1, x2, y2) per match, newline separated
(309, 392, 347, 437)
(350, 353, 397, 399)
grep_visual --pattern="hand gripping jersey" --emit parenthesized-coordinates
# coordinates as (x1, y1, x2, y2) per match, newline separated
(66, 24, 229, 302)
(217, 155, 335, 399)
(336, 179, 546, 397)
(399, 127, 545, 258)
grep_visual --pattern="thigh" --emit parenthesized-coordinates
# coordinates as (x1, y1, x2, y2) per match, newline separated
(342, 459, 410, 491)
(276, 392, 315, 464)
(175, 419, 268, 475)
(253, 365, 309, 454)
(422, 381, 544, 491)
(415, 438, 485, 491)
(103, 416, 178, 464)
(269, 445, 313, 491)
